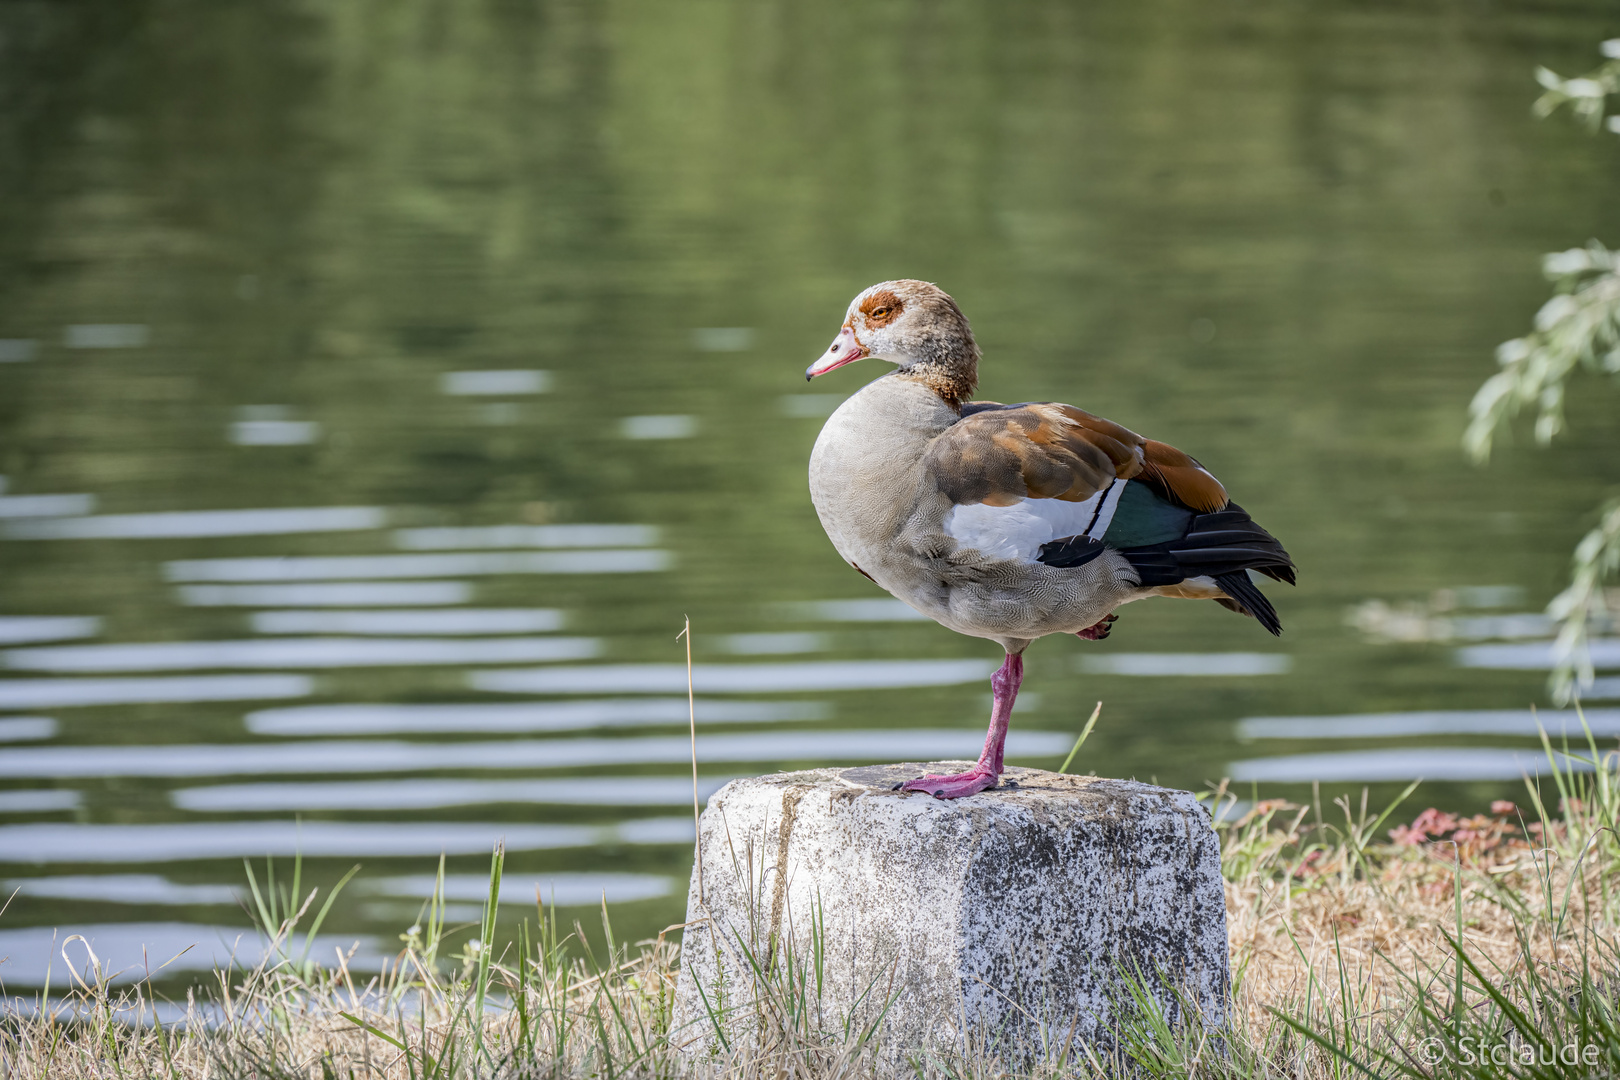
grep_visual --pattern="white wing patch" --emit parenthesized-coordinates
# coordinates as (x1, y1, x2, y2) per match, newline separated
(943, 481, 1127, 563)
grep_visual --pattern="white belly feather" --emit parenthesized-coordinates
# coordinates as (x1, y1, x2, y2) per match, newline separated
(942, 480, 1126, 563)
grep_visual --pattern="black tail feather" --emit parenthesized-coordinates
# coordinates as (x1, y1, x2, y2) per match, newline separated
(1118, 501, 1294, 635)
(1214, 571, 1283, 636)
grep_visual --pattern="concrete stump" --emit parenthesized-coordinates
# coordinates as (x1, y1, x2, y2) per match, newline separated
(672, 763, 1227, 1064)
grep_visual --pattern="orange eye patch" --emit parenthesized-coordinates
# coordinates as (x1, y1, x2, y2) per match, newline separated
(859, 290, 904, 327)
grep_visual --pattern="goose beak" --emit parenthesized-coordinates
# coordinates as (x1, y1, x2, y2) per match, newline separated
(806, 325, 868, 380)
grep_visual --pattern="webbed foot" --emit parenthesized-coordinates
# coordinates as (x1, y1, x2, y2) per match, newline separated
(900, 768, 999, 799)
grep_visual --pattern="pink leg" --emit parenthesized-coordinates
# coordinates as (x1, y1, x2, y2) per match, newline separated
(902, 652, 1023, 799)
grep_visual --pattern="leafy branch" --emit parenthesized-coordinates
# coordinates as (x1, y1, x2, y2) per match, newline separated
(1466, 40, 1620, 703)
(1465, 243, 1620, 458)
(1546, 497, 1620, 700)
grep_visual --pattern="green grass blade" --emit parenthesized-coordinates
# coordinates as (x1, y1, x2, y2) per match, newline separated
(339, 1011, 409, 1053)
(471, 843, 504, 1060)
(299, 862, 361, 968)
(1059, 701, 1103, 774)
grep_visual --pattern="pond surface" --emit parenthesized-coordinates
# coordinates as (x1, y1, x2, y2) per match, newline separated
(2, 0, 1619, 987)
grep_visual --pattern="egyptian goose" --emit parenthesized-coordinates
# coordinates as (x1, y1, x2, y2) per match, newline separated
(805, 280, 1295, 798)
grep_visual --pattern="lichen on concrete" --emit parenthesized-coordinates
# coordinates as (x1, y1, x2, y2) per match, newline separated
(672, 764, 1227, 1063)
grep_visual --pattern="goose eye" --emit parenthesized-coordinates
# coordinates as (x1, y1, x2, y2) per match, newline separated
(869, 307, 889, 318)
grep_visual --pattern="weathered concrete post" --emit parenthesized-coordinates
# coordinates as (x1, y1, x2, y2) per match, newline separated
(672, 763, 1227, 1064)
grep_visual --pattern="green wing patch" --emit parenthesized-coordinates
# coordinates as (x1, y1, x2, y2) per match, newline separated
(1103, 481, 1194, 548)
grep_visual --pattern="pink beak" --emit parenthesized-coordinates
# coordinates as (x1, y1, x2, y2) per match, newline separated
(805, 325, 869, 380)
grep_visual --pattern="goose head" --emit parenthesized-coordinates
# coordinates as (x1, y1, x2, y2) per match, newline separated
(805, 280, 981, 400)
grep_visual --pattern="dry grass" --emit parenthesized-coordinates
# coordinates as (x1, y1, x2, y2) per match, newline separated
(4, 734, 1620, 1078)
(1215, 779, 1620, 1079)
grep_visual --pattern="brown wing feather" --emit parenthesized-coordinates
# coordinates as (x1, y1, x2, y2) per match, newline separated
(926, 402, 1230, 512)
(923, 402, 1146, 506)
(1138, 440, 1228, 513)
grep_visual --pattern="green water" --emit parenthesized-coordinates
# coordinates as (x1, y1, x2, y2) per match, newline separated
(1, 0, 1618, 984)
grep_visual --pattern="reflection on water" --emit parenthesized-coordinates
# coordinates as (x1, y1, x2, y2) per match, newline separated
(173, 776, 735, 811)
(0, 674, 313, 709)
(1448, 614, 1554, 640)
(165, 550, 673, 581)
(721, 633, 828, 655)
(441, 370, 551, 396)
(621, 415, 699, 440)
(359, 872, 671, 907)
(1229, 748, 1599, 783)
(0, 494, 96, 518)
(64, 325, 148, 349)
(1, 506, 385, 540)
(393, 524, 658, 549)
(4, 635, 600, 672)
(0, 730, 1068, 778)
(0, 923, 383, 986)
(1077, 653, 1293, 676)
(245, 698, 826, 735)
(1591, 678, 1620, 700)
(2, 0, 1619, 980)
(0, 617, 100, 644)
(1457, 641, 1620, 670)
(231, 408, 319, 447)
(471, 659, 1000, 694)
(5, 875, 240, 906)
(249, 608, 565, 635)
(777, 600, 929, 622)
(1238, 709, 1620, 740)
(179, 582, 473, 607)
(0, 791, 80, 812)
(0, 718, 57, 741)
(0, 818, 694, 862)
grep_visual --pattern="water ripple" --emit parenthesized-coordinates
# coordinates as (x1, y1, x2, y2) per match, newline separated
(165, 550, 671, 581)
(173, 776, 734, 811)
(0, 674, 313, 710)
(471, 659, 999, 694)
(4, 636, 599, 673)
(0, 730, 1068, 777)
(246, 698, 825, 735)
(1237, 708, 1620, 740)
(1, 506, 385, 541)
(0, 818, 694, 862)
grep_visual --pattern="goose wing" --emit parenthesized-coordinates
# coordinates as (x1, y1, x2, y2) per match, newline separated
(926, 401, 1294, 633)
(923, 401, 1228, 512)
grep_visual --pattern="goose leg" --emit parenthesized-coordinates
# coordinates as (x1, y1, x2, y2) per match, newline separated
(902, 651, 1023, 799)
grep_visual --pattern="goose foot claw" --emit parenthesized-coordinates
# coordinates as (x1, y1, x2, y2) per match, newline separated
(1075, 613, 1118, 641)
(900, 769, 998, 799)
